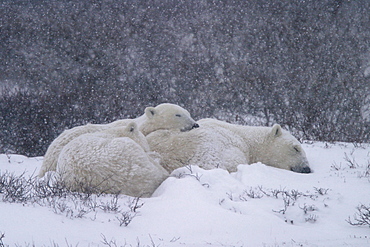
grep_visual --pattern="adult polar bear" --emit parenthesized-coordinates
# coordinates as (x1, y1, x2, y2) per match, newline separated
(39, 103, 199, 178)
(147, 118, 311, 174)
(57, 122, 169, 197)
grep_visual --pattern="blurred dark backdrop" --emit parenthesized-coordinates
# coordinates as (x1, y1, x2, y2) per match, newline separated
(1, 0, 369, 156)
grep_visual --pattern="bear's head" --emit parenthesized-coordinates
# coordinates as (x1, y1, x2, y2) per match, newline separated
(101, 122, 151, 152)
(259, 124, 311, 173)
(140, 103, 199, 136)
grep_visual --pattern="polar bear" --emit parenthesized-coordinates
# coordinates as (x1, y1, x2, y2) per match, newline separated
(39, 103, 199, 177)
(57, 122, 169, 197)
(146, 118, 311, 173)
(138, 103, 200, 135)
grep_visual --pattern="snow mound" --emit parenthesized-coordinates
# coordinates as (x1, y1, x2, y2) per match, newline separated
(0, 142, 369, 246)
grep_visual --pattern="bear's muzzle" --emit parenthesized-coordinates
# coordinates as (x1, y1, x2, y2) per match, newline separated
(291, 166, 311, 173)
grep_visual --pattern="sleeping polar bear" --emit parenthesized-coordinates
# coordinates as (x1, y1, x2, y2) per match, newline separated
(39, 103, 199, 178)
(56, 122, 169, 197)
(146, 118, 311, 174)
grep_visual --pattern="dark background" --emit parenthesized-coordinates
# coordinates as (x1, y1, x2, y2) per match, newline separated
(1, 0, 369, 156)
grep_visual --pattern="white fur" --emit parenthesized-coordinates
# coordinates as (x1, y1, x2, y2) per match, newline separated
(139, 103, 199, 135)
(39, 103, 198, 177)
(57, 123, 169, 197)
(147, 118, 311, 173)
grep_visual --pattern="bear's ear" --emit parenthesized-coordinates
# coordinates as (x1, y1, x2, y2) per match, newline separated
(145, 107, 156, 119)
(126, 122, 137, 133)
(270, 124, 282, 138)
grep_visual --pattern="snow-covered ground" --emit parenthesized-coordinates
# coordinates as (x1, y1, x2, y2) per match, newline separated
(0, 142, 369, 247)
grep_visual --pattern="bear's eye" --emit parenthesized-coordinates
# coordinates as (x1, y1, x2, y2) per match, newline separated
(175, 114, 182, 117)
(293, 146, 300, 153)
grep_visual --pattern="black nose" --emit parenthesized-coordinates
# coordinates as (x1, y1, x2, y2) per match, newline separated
(295, 166, 311, 173)
(300, 166, 311, 173)
(192, 123, 200, 129)
(291, 166, 311, 173)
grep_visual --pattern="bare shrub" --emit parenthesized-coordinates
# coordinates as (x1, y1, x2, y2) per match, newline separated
(300, 204, 317, 214)
(243, 187, 264, 199)
(305, 214, 318, 223)
(314, 187, 329, 196)
(344, 152, 359, 169)
(347, 204, 370, 227)
(0, 172, 143, 226)
(116, 211, 136, 227)
(0, 172, 34, 203)
(0, 232, 5, 247)
(115, 197, 144, 227)
(99, 195, 120, 213)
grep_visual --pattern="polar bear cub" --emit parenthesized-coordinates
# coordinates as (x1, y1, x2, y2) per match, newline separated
(57, 122, 169, 197)
(147, 118, 311, 173)
(139, 103, 199, 135)
(39, 103, 199, 178)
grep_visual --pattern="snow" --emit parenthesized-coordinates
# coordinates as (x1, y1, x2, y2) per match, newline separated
(0, 142, 369, 246)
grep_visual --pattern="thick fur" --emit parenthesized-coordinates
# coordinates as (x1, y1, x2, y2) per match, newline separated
(39, 103, 198, 177)
(57, 123, 169, 197)
(147, 118, 311, 173)
(139, 103, 199, 135)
